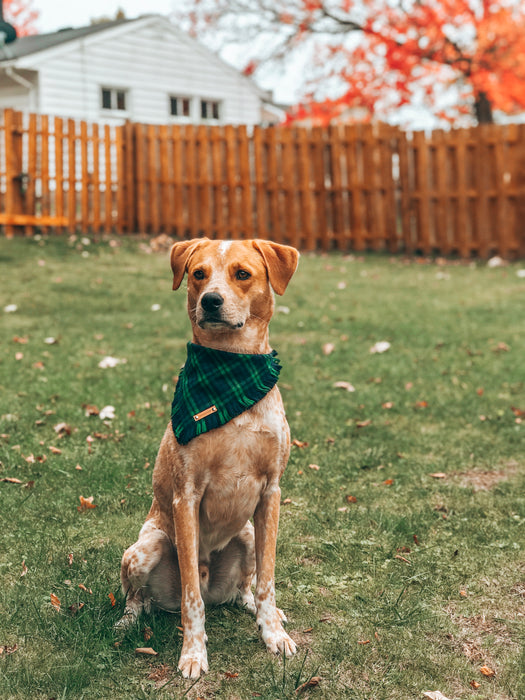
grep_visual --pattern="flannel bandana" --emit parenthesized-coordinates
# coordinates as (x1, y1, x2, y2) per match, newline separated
(171, 342, 281, 445)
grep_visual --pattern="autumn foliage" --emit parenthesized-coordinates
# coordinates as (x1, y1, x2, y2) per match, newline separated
(3, 0, 38, 37)
(181, 0, 525, 125)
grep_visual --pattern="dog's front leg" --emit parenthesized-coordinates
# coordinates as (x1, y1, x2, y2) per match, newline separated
(253, 484, 297, 657)
(173, 494, 208, 678)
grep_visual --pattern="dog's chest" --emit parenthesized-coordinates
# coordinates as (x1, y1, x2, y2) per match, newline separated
(197, 391, 289, 548)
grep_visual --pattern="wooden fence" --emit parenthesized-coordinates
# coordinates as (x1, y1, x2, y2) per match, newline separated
(1, 108, 524, 257)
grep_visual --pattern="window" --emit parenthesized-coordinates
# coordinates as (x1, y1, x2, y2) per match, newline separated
(200, 99, 221, 121)
(101, 87, 128, 111)
(170, 95, 191, 118)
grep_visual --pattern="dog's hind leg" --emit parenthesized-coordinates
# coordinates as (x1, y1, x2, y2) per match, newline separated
(117, 520, 174, 629)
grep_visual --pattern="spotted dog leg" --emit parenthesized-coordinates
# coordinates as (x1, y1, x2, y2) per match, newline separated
(253, 485, 297, 657)
(117, 520, 171, 629)
(173, 495, 208, 679)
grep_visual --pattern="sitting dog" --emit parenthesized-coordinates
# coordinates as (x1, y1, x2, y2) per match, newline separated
(117, 238, 299, 678)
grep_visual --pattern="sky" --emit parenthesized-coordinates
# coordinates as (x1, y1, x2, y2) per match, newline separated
(34, 0, 175, 33)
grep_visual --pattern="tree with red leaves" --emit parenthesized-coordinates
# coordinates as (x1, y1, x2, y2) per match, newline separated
(179, 0, 525, 126)
(2, 0, 38, 37)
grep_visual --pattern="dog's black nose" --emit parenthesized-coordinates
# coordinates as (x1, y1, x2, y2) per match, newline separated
(201, 292, 224, 313)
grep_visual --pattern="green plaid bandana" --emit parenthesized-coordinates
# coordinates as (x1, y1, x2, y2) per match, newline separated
(171, 342, 281, 445)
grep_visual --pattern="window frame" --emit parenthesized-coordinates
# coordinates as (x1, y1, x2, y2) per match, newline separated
(169, 94, 193, 121)
(200, 98, 221, 122)
(100, 86, 130, 114)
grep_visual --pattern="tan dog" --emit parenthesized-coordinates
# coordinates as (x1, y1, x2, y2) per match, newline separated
(118, 238, 299, 678)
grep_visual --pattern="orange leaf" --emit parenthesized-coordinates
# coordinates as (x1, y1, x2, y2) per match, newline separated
(346, 494, 357, 503)
(108, 592, 116, 607)
(292, 439, 309, 448)
(77, 495, 97, 511)
(357, 639, 370, 645)
(224, 671, 239, 678)
(1, 477, 23, 484)
(356, 419, 372, 428)
(480, 665, 495, 677)
(308, 463, 320, 471)
(50, 593, 61, 612)
(470, 680, 481, 689)
(383, 478, 394, 485)
(135, 647, 158, 656)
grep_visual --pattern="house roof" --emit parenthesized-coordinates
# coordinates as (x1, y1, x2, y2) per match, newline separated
(0, 18, 134, 62)
(0, 15, 271, 100)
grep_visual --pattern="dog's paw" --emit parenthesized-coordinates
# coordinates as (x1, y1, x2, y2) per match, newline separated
(263, 627, 297, 657)
(240, 590, 257, 615)
(114, 608, 138, 632)
(178, 646, 209, 679)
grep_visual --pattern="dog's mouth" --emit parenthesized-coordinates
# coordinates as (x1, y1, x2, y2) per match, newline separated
(198, 315, 245, 330)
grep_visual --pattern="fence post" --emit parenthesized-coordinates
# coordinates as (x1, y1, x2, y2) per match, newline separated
(4, 109, 25, 237)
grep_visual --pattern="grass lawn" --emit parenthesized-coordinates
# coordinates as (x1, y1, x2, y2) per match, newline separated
(0, 236, 524, 700)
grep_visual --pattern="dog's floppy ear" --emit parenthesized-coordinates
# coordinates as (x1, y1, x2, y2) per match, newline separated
(252, 240, 299, 295)
(170, 239, 206, 290)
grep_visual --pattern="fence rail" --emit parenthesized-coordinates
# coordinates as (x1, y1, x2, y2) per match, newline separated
(1, 109, 524, 257)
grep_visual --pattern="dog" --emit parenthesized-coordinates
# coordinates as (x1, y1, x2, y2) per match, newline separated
(117, 238, 299, 678)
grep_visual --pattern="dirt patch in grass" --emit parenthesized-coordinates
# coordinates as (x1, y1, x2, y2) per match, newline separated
(455, 460, 519, 491)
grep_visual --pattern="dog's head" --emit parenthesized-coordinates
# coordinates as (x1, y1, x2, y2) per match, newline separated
(170, 239, 299, 351)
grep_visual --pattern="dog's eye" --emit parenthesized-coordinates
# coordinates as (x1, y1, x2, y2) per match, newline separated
(193, 269, 205, 280)
(236, 270, 251, 281)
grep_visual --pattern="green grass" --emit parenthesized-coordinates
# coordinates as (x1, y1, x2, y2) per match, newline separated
(0, 236, 524, 700)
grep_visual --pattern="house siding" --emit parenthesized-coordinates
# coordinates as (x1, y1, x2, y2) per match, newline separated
(17, 17, 264, 125)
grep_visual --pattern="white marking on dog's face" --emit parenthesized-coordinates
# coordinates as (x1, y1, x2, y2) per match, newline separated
(218, 241, 232, 258)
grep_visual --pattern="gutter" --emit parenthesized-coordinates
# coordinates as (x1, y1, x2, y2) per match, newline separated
(5, 65, 33, 90)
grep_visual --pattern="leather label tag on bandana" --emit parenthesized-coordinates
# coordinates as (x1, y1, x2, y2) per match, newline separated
(193, 405, 217, 422)
(171, 342, 281, 445)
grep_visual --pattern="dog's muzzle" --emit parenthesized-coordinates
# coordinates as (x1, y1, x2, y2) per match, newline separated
(199, 292, 244, 329)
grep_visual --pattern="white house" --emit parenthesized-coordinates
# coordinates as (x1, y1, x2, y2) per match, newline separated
(0, 14, 271, 125)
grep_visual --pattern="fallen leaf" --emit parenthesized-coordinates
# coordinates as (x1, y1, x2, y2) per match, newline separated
(332, 381, 355, 392)
(1, 476, 24, 484)
(15, 352, 23, 361)
(414, 401, 428, 409)
(322, 342, 335, 356)
(480, 665, 495, 677)
(356, 419, 372, 428)
(357, 639, 370, 645)
(142, 625, 153, 641)
(13, 336, 28, 344)
(99, 405, 116, 421)
(394, 554, 411, 565)
(413, 534, 420, 546)
(83, 404, 100, 416)
(77, 495, 97, 512)
(98, 356, 126, 368)
(0, 644, 19, 655)
(429, 472, 447, 479)
(346, 495, 357, 503)
(422, 693, 452, 700)
(68, 553, 74, 566)
(470, 680, 481, 689)
(382, 401, 394, 409)
(32, 361, 45, 370)
(135, 647, 158, 656)
(370, 341, 390, 354)
(50, 593, 61, 612)
(405, 382, 413, 390)
(460, 590, 468, 597)
(224, 671, 239, 678)
(308, 464, 320, 471)
(292, 439, 309, 448)
(476, 388, 484, 396)
(511, 406, 525, 417)
(337, 506, 348, 513)
(20, 561, 28, 577)
(282, 498, 292, 505)
(295, 676, 321, 695)
(108, 592, 116, 607)
(383, 478, 394, 485)
(44, 337, 58, 345)
(78, 584, 92, 593)
(54, 422, 72, 436)
(492, 342, 509, 353)
(75, 464, 83, 471)
(49, 446, 62, 455)
(68, 602, 85, 616)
